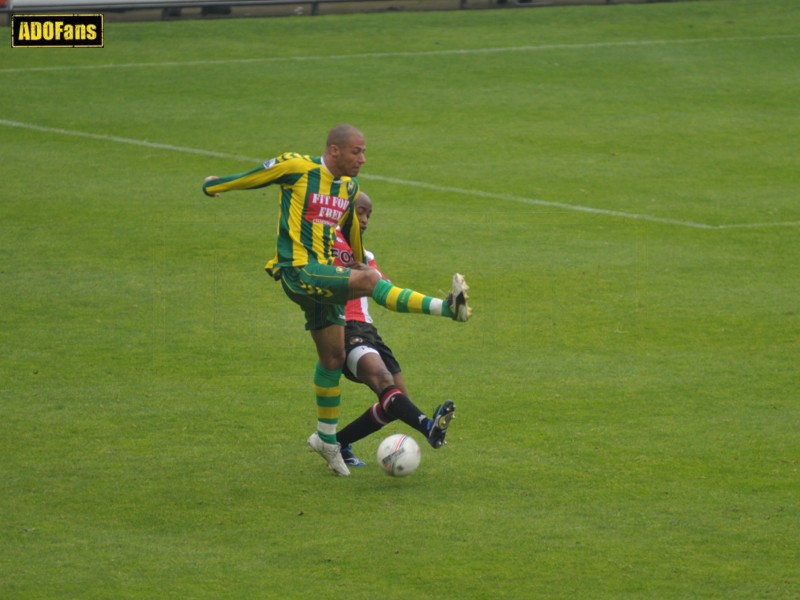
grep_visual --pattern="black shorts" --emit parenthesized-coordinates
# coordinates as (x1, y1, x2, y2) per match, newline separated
(343, 321, 401, 383)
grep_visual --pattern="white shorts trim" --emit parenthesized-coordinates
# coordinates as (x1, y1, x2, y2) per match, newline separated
(346, 345, 379, 377)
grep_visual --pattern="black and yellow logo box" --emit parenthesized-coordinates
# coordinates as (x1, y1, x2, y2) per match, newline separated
(12, 14, 104, 48)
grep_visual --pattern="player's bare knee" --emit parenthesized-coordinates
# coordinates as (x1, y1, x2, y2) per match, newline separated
(375, 369, 395, 391)
(318, 348, 346, 371)
(362, 368, 394, 394)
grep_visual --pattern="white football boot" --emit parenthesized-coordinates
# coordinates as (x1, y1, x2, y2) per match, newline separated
(446, 273, 471, 322)
(308, 432, 351, 476)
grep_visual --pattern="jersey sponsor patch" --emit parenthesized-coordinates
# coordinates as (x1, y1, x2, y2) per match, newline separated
(336, 249, 354, 265)
(306, 193, 349, 226)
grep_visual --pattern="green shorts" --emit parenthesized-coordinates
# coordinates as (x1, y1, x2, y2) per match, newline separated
(279, 264, 352, 330)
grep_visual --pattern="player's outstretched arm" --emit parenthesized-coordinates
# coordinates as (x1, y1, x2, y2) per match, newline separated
(202, 163, 276, 198)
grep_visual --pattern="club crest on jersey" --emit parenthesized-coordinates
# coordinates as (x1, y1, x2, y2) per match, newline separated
(263, 158, 277, 169)
(347, 181, 356, 196)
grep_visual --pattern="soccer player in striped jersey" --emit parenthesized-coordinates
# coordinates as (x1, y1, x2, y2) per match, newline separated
(203, 124, 469, 476)
(333, 192, 455, 467)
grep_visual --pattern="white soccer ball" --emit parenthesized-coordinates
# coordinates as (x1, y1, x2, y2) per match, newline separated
(377, 433, 421, 477)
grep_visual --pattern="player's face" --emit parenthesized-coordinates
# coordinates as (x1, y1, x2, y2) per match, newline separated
(333, 134, 366, 178)
(356, 203, 372, 233)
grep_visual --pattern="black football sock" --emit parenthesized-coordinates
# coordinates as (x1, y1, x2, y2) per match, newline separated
(337, 400, 394, 447)
(379, 386, 429, 436)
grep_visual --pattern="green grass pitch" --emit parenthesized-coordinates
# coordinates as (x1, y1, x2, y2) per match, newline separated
(1, 0, 799, 597)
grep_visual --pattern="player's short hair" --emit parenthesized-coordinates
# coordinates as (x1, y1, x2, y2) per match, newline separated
(327, 124, 363, 149)
(355, 191, 372, 209)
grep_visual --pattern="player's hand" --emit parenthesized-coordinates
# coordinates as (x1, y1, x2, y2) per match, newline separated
(204, 176, 220, 197)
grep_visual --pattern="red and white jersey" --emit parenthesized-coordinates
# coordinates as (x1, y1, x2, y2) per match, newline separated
(333, 230, 386, 324)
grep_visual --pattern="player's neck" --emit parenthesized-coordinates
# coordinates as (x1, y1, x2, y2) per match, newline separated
(321, 155, 344, 181)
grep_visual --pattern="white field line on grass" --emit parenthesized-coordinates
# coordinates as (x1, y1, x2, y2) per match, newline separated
(2, 118, 798, 231)
(0, 34, 799, 74)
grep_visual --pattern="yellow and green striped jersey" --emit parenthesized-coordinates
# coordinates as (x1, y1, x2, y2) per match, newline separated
(203, 152, 362, 277)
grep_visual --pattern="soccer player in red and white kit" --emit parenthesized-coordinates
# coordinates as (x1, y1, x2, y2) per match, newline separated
(332, 192, 456, 466)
